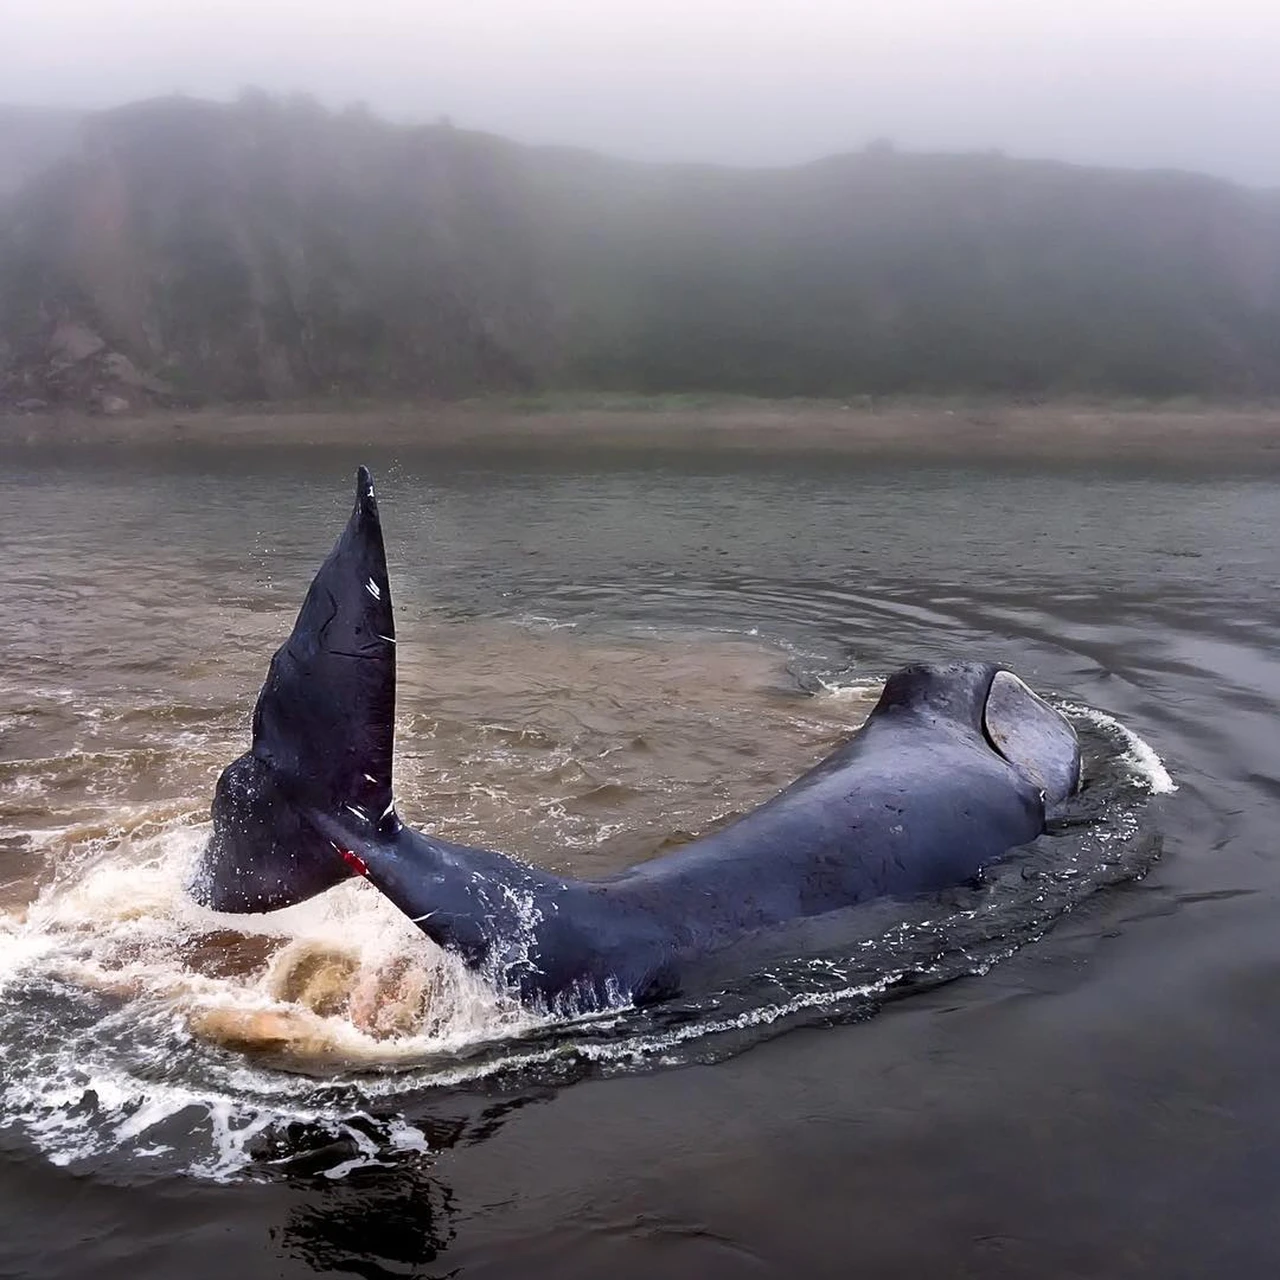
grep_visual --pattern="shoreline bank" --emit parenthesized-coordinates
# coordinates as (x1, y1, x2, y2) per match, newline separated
(4, 401, 1280, 467)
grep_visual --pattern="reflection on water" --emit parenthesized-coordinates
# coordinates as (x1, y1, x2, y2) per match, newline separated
(280, 1163, 456, 1276)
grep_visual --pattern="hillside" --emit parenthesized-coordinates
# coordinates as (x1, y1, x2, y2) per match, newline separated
(0, 105, 84, 199)
(2, 94, 1280, 412)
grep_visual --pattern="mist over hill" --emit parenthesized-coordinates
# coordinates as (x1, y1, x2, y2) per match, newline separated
(0, 106, 84, 199)
(3, 93, 1279, 413)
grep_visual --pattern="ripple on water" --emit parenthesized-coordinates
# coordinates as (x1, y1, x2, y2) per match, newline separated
(0, 624, 1166, 1180)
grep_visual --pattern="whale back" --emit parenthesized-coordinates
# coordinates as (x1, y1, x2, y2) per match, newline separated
(869, 661, 1080, 806)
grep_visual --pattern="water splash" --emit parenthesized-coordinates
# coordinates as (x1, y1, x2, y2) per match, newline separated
(0, 645, 1169, 1182)
(1058, 701, 1178, 794)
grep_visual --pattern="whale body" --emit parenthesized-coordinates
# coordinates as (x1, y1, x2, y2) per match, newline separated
(191, 468, 1081, 1007)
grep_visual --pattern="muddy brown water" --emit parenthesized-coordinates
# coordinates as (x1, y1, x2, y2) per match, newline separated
(0, 438, 1277, 1277)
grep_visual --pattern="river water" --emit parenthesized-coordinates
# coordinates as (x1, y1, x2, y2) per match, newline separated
(0, 438, 1277, 1277)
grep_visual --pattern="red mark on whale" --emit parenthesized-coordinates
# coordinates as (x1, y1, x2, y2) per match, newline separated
(340, 848, 369, 877)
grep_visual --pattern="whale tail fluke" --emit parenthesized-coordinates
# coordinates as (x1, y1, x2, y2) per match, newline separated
(191, 466, 401, 913)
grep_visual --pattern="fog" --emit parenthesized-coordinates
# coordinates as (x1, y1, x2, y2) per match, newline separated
(8, 0, 1280, 184)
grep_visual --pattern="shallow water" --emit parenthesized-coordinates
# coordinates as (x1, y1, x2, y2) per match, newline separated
(1, 440, 1277, 1276)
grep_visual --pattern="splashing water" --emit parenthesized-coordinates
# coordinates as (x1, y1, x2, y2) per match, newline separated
(0, 820, 555, 1178)
(0, 622, 1169, 1181)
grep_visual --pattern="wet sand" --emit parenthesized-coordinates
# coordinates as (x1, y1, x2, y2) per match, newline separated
(4, 400, 1280, 467)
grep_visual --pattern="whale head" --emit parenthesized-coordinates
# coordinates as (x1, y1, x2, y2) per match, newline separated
(873, 661, 1081, 808)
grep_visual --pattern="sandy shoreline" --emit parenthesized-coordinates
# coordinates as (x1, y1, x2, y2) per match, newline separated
(4, 401, 1280, 466)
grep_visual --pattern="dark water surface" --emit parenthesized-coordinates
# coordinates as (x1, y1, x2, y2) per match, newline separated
(1, 440, 1279, 1277)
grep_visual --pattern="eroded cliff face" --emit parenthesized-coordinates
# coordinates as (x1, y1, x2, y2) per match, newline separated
(0, 97, 568, 411)
(3, 93, 1280, 414)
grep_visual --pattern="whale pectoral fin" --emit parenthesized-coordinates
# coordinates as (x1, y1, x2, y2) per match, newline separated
(983, 670, 1081, 806)
(191, 466, 401, 913)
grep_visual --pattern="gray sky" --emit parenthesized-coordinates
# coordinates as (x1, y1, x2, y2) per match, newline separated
(9, 0, 1280, 184)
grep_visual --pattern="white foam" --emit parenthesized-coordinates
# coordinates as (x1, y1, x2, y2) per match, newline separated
(1058, 701, 1178, 794)
(0, 819, 551, 1179)
(813, 676, 881, 701)
(0, 798, 903, 1179)
(511, 614, 578, 632)
(2, 1035, 435, 1181)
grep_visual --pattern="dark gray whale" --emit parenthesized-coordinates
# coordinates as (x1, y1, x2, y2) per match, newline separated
(192, 468, 1081, 1007)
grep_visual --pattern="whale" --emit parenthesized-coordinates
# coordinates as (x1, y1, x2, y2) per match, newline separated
(191, 467, 1081, 1008)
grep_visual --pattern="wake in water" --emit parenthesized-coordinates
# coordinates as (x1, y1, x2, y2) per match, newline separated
(0, 632, 1169, 1181)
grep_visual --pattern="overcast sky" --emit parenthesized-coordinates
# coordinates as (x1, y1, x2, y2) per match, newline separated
(9, 0, 1280, 184)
